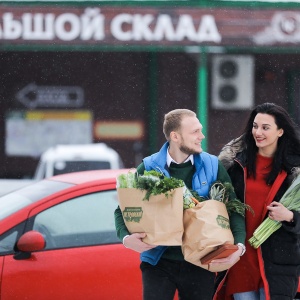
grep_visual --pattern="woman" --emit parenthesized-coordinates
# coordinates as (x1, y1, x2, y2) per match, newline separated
(216, 103, 300, 300)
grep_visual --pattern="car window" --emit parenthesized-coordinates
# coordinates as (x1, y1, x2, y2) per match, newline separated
(0, 181, 73, 221)
(0, 221, 26, 255)
(32, 190, 120, 250)
(53, 161, 111, 176)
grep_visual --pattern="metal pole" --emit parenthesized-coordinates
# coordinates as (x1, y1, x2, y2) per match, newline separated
(197, 48, 208, 152)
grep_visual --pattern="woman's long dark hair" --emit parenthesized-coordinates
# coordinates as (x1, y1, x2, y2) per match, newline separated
(240, 103, 300, 184)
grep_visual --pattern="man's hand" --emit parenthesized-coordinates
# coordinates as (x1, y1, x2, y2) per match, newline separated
(209, 247, 242, 265)
(123, 233, 157, 253)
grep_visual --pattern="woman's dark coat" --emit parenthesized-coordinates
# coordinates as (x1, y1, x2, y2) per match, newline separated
(216, 138, 300, 299)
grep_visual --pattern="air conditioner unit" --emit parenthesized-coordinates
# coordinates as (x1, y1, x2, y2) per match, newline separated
(211, 55, 255, 110)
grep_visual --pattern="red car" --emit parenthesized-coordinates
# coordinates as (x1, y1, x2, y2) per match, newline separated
(0, 169, 142, 300)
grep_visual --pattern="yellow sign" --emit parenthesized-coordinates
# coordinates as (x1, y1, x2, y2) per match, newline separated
(94, 121, 144, 140)
(26, 110, 91, 120)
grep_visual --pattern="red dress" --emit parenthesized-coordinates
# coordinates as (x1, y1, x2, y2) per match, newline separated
(225, 154, 273, 296)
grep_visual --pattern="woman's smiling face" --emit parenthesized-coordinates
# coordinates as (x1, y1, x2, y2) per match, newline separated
(252, 113, 284, 157)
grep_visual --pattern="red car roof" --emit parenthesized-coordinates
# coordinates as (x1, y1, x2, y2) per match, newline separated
(48, 169, 131, 185)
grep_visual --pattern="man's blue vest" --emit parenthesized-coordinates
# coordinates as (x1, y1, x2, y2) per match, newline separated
(140, 142, 218, 265)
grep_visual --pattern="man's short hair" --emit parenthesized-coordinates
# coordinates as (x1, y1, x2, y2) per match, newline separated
(163, 109, 196, 141)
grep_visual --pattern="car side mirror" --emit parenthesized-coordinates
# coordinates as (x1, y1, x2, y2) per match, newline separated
(14, 230, 46, 260)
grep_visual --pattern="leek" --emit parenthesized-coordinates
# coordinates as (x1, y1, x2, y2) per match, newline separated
(249, 175, 300, 249)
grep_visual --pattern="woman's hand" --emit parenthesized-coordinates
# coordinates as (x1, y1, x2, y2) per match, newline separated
(267, 202, 294, 222)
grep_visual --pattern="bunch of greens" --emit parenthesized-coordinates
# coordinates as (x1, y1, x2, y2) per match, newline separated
(117, 170, 185, 201)
(182, 181, 252, 215)
(117, 172, 252, 216)
(136, 170, 185, 201)
(249, 175, 300, 249)
(116, 171, 137, 188)
(207, 181, 253, 217)
(183, 187, 204, 209)
(135, 170, 208, 205)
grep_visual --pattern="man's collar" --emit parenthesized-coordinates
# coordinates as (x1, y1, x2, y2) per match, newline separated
(167, 149, 194, 167)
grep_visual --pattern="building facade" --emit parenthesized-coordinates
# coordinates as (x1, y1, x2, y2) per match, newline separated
(1, 1, 300, 178)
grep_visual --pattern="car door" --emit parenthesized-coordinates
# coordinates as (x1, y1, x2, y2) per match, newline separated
(0, 189, 142, 300)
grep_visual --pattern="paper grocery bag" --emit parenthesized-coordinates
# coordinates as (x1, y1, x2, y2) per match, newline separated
(182, 200, 239, 272)
(117, 187, 184, 246)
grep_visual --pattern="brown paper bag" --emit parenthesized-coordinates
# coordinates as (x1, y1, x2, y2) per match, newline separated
(117, 187, 184, 245)
(182, 199, 239, 272)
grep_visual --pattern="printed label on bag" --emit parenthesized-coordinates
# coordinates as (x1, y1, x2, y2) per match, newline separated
(123, 207, 143, 223)
(216, 215, 230, 229)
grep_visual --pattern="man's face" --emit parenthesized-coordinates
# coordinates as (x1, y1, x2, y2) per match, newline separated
(177, 116, 205, 155)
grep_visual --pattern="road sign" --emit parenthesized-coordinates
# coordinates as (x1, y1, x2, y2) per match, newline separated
(16, 83, 84, 108)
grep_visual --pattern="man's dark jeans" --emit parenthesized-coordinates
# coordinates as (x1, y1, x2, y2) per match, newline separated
(141, 258, 215, 300)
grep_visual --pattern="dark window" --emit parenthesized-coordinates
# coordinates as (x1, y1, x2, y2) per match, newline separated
(53, 161, 111, 175)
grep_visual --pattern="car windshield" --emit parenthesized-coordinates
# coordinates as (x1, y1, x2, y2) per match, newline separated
(53, 161, 111, 175)
(0, 180, 73, 221)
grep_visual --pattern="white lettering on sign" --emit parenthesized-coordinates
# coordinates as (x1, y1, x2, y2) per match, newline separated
(110, 13, 221, 42)
(0, 8, 105, 41)
(0, 8, 221, 43)
(81, 8, 105, 40)
(253, 12, 300, 44)
(197, 15, 221, 42)
(153, 14, 176, 41)
(2, 13, 22, 39)
(55, 13, 81, 41)
(22, 13, 55, 40)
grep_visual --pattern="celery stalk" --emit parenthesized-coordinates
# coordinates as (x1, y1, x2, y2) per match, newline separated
(248, 175, 300, 249)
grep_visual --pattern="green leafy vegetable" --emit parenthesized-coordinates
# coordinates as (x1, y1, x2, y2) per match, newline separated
(136, 170, 185, 201)
(207, 181, 253, 217)
(209, 181, 254, 217)
(117, 170, 185, 201)
(183, 187, 202, 209)
(116, 171, 251, 217)
(116, 171, 137, 188)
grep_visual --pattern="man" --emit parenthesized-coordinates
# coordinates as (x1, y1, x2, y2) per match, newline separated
(114, 109, 246, 300)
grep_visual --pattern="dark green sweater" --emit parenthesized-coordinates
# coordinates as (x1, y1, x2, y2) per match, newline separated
(114, 160, 246, 261)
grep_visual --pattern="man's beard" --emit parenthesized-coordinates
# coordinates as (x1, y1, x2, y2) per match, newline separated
(179, 143, 201, 155)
